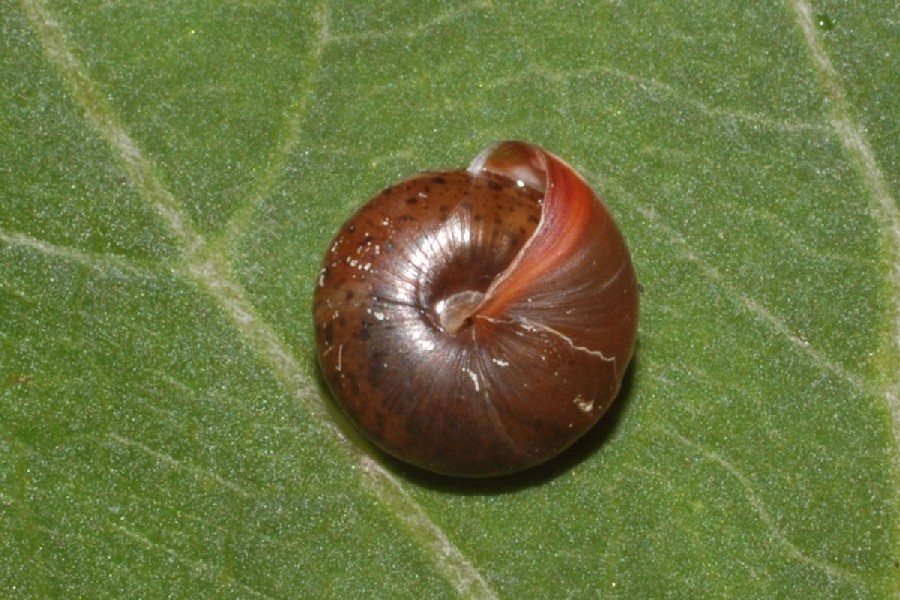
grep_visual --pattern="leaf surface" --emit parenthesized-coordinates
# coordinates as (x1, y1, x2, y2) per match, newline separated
(2, 1, 898, 597)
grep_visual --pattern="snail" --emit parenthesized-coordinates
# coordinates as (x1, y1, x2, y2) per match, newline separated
(313, 141, 639, 477)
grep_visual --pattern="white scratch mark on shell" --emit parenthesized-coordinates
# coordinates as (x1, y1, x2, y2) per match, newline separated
(573, 395, 594, 414)
(464, 368, 480, 392)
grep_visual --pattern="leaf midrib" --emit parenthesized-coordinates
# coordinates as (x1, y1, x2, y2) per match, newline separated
(20, 0, 498, 597)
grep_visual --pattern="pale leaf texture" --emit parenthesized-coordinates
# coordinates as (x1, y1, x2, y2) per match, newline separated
(1, 1, 898, 598)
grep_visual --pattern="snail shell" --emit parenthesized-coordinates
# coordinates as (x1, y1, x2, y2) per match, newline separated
(313, 141, 638, 477)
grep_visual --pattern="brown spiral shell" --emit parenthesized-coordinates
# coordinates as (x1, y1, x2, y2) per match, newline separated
(313, 141, 639, 477)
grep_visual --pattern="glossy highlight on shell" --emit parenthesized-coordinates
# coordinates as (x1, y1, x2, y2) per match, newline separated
(313, 141, 639, 477)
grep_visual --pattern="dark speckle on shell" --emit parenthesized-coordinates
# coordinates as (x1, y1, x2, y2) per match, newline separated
(313, 142, 639, 477)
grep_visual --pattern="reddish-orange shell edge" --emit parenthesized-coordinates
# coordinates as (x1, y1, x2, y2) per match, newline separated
(313, 141, 639, 477)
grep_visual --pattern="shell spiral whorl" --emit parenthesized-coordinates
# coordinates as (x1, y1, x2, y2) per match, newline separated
(313, 141, 639, 477)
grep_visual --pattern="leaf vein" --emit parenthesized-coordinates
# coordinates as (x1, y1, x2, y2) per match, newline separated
(661, 425, 867, 587)
(212, 2, 330, 253)
(473, 63, 826, 134)
(633, 202, 871, 394)
(21, 1, 496, 596)
(107, 433, 253, 498)
(0, 229, 156, 278)
(326, 0, 493, 45)
(110, 522, 275, 600)
(790, 0, 900, 514)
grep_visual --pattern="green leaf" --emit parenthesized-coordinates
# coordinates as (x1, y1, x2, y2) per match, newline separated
(2, 0, 898, 597)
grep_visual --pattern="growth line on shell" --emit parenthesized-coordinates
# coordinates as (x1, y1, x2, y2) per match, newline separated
(314, 145, 638, 476)
(23, 2, 495, 595)
(511, 318, 617, 363)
